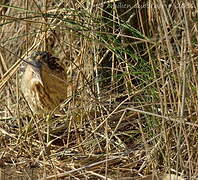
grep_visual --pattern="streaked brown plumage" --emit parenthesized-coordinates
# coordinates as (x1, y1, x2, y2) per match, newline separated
(21, 51, 69, 114)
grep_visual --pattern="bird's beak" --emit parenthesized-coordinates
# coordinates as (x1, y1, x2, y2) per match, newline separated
(31, 61, 44, 87)
(32, 68, 44, 87)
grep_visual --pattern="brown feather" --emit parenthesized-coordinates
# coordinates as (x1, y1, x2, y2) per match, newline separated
(21, 51, 69, 114)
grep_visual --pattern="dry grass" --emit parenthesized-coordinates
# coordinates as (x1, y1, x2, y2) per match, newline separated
(0, 0, 198, 179)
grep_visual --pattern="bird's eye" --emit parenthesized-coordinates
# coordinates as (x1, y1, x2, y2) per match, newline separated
(30, 52, 37, 58)
(31, 51, 48, 58)
(40, 52, 51, 61)
(41, 51, 48, 57)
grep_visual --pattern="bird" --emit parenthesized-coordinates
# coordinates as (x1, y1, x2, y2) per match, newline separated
(21, 51, 69, 114)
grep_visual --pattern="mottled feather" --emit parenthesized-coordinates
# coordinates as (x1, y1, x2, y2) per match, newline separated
(21, 51, 69, 114)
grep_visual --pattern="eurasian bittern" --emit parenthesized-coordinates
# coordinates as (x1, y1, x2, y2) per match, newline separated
(21, 51, 69, 114)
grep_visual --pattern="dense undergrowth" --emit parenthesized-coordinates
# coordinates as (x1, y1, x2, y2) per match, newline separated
(0, 0, 198, 179)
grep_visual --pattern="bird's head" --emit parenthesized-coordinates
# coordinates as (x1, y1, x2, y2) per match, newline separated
(25, 51, 54, 87)
(22, 51, 64, 87)
(30, 51, 63, 71)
